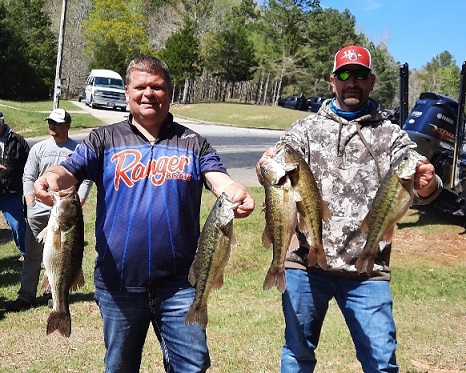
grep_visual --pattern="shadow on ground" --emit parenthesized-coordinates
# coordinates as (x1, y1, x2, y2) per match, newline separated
(398, 204, 466, 234)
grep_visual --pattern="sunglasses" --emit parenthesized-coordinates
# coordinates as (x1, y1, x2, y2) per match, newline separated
(334, 69, 371, 81)
(47, 120, 64, 126)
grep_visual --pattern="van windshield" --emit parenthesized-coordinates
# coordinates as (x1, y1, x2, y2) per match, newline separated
(94, 77, 124, 89)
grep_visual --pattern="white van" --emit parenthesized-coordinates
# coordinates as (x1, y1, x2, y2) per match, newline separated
(84, 69, 127, 111)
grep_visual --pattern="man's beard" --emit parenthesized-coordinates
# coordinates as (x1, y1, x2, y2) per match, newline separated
(343, 97, 361, 107)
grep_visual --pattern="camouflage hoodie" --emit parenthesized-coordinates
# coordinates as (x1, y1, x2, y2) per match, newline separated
(282, 98, 442, 280)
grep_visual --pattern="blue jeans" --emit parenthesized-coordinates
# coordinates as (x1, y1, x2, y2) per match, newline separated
(94, 279, 211, 373)
(0, 193, 26, 256)
(281, 268, 398, 373)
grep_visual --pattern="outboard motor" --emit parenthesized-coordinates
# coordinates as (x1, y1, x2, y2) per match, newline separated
(403, 92, 466, 216)
(403, 92, 457, 159)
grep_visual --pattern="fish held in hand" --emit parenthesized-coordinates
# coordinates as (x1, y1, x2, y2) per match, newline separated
(261, 157, 299, 293)
(185, 192, 237, 329)
(277, 143, 331, 269)
(356, 150, 421, 276)
(38, 186, 85, 338)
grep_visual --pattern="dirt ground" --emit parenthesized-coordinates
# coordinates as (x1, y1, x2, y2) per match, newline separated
(392, 205, 466, 266)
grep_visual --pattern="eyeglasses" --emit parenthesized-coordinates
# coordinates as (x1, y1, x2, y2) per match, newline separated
(47, 120, 63, 126)
(334, 69, 371, 82)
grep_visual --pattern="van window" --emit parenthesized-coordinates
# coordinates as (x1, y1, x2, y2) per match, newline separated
(94, 77, 124, 89)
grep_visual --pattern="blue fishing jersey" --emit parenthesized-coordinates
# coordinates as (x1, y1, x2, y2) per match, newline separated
(61, 114, 228, 292)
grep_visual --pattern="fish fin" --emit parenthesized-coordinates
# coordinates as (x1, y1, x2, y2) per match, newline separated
(289, 234, 299, 249)
(262, 266, 286, 293)
(230, 234, 238, 247)
(360, 213, 370, 234)
(211, 270, 224, 289)
(188, 265, 197, 286)
(296, 201, 306, 218)
(47, 311, 71, 338)
(69, 269, 85, 292)
(37, 227, 48, 244)
(355, 252, 375, 276)
(185, 303, 208, 329)
(382, 225, 395, 244)
(261, 227, 272, 248)
(296, 213, 309, 235)
(292, 190, 302, 203)
(40, 274, 51, 293)
(308, 245, 327, 270)
(321, 201, 331, 224)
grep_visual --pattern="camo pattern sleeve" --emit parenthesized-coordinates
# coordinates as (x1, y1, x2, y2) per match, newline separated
(280, 99, 419, 279)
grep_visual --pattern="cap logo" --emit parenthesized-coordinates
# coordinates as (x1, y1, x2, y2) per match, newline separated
(341, 49, 363, 62)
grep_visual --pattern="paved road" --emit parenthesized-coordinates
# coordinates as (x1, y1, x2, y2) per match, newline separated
(53, 101, 286, 187)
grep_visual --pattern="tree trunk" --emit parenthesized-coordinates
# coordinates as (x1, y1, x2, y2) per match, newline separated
(182, 78, 190, 103)
(262, 73, 270, 106)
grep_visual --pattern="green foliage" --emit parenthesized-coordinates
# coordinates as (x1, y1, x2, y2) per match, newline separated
(159, 20, 200, 86)
(368, 42, 399, 108)
(255, 2, 363, 98)
(201, 4, 258, 91)
(88, 39, 128, 78)
(303, 7, 363, 96)
(83, 0, 153, 76)
(0, 0, 461, 106)
(437, 65, 461, 99)
(419, 51, 460, 98)
(203, 28, 258, 83)
(0, 0, 57, 100)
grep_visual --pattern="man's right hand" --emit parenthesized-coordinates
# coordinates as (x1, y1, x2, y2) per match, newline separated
(34, 166, 77, 206)
(33, 172, 59, 206)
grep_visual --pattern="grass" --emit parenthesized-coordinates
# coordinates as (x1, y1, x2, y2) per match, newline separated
(170, 102, 310, 130)
(0, 99, 102, 138)
(0, 188, 465, 372)
(0, 100, 465, 371)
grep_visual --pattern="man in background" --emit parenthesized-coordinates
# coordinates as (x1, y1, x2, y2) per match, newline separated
(0, 112, 29, 261)
(6, 108, 92, 312)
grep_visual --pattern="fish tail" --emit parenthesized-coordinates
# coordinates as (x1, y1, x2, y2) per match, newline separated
(262, 266, 286, 293)
(47, 311, 71, 338)
(185, 304, 208, 329)
(355, 253, 375, 276)
(307, 245, 327, 270)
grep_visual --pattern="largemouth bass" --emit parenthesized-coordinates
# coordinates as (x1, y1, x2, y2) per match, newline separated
(38, 186, 85, 338)
(185, 192, 237, 329)
(356, 150, 421, 276)
(278, 143, 331, 269)
(261, 157, 299, 293)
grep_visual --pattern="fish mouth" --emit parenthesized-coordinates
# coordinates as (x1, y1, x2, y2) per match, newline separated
(48, 186, 76, 199)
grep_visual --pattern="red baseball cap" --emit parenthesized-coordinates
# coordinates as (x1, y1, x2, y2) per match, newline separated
(333, 45, 372, 73)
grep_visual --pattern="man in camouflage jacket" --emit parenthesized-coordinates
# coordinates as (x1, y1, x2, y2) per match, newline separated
(257, 46, 442, 373)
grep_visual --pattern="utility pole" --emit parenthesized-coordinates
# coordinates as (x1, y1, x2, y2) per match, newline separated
(53, 0, 68, 110)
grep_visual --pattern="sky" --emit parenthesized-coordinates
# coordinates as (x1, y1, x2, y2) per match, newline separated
(319, 0, 466, 70)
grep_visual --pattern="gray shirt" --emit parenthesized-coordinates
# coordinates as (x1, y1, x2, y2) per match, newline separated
(23, 137, 92, 200)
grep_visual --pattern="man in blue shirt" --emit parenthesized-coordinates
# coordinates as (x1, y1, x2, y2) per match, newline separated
(34, 56, 255, 372)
